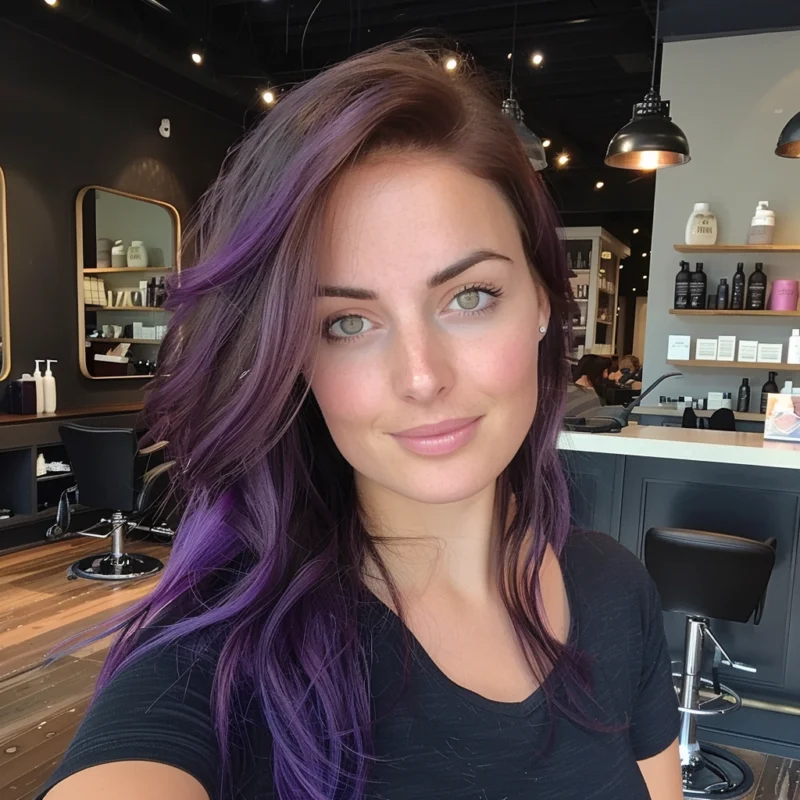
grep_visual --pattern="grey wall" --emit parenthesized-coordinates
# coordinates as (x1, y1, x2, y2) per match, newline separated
(643, 31, 800, 402)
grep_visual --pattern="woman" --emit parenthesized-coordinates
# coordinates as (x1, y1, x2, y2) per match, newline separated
(610, 354, 643, 391)
(42, 43, 680, 800)
(565, 354, 611, 419)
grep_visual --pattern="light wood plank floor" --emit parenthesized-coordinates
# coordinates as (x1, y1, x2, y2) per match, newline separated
(0, 538, 796, 799)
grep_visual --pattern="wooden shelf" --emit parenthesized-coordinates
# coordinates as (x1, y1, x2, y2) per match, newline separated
(37, 472, 73, 482)
(83, 267, 175, 274)
(674, 245, 800, 253)
(669, 309, 800, 317)
(668, 359, 800, 370)
(87, 306, 165, 312)
(596, 320, 612, 326)
(90, 337, 161, 344)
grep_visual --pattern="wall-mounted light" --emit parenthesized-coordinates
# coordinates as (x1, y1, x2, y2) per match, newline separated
(261, 90, 276, 105)
(531, 52, 544, 67)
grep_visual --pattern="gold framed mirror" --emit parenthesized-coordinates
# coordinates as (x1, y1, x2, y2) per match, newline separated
(76, 186, 180, 380)
(0, 168, 9, 382)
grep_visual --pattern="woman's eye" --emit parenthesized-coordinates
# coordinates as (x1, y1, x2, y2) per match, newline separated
(449, 289, 493, 312)
(327, 315, 373, 340)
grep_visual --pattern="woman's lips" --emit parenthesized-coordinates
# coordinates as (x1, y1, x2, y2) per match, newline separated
(390, 417, 483, 456)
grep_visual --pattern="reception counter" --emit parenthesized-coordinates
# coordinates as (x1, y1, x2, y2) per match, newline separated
(559, 426, 800, 758)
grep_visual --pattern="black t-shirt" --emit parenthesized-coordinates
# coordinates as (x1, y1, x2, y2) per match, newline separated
(38, 530, 679, 799)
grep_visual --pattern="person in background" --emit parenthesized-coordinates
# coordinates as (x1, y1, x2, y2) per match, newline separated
(609, 354, 643, 391)
(565, 354, 612, 419)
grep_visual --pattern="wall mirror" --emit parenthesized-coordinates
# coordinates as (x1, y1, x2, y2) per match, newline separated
(76, 186, 180, 380)
(0, 168, 9, 382)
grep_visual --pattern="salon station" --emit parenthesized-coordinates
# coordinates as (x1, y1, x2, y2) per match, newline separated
(1, 2, 800, 799)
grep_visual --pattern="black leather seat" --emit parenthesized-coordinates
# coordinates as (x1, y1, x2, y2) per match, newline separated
(46, 424, 174, 581)
(645, 528, 776, 800)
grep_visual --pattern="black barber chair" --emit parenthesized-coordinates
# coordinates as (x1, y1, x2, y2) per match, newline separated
(46, 423, 174, 581)
(645, 528, 776, 799)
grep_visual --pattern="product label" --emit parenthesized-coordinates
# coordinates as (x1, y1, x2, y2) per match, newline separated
(675, 284, 689, 308)
(689, 282, 706, 308)
(731, 286, 744, 309)
(747, 286, 766, 309)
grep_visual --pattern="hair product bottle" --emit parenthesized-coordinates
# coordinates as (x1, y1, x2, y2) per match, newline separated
(761, 371, 779, 413)
(689, 263, 707, 310)
(746, 262, 767, 310)
(716, 278, 729, 310)
(736, 377, 751, 413)
(674, 261, 691, 309)
(731, 263, 745, 310)
(685, 203, 718, 245)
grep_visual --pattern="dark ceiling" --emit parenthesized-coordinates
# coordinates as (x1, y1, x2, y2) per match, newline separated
(3, 0, 799, 296)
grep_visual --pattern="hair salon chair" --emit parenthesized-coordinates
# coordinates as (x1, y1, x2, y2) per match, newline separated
(46, 423, 175, 581)
(645, 527, 776, 799)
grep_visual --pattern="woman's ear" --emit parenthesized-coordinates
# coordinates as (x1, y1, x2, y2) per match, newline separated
(536, 284, 551, 340)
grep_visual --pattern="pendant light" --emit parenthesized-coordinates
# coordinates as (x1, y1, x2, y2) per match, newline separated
(604, 0, 690, 170)
(776, 111, 800, 158)
(502, 2, 547, 171)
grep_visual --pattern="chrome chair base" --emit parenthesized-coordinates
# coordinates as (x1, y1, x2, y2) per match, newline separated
(68, 552, 163, 581)
(682, 742, 754, 799)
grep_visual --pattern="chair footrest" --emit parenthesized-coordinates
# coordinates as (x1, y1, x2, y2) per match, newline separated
(672, 672, 742, 716)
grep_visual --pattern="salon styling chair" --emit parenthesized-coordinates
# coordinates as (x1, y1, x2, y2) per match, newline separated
(645, 528, 776, 799)
(46, 424, 174, 581)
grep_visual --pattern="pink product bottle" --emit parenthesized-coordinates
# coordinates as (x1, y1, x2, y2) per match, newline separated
(768, 279, 799, 312)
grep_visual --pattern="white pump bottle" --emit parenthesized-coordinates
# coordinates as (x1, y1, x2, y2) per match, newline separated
(43, 360, 58, 414)
(33, 360, 45, 415)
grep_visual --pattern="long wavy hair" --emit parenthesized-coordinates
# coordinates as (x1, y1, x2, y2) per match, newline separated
(93, 41, 584, 799)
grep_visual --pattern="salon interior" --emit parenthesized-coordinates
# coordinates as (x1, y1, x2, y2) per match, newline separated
(1, 0, 800, 797)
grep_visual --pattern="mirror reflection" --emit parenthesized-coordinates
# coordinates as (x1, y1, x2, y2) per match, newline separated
(0, 168, 9, 382)
(77, 187, 180, 380)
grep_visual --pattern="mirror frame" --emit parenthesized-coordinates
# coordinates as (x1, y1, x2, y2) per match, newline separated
(0, 168, 9, 382)
(75, 185, 181, 381)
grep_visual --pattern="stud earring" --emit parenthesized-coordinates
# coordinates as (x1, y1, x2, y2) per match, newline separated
(539, 325, 547, 333)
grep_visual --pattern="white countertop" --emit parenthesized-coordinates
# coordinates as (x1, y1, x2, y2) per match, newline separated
(558, 426, 800, 470)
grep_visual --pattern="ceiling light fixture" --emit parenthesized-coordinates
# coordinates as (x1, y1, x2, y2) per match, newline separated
(557, 153, 570, 167)
(44, 0, 59, 5)
(620, 265, 624, 270)
(531, 52, 544, 67)
(595, 181, 604, 189)
(642, 252, 648, 257)
(507, 52, 512, 60)
(261, 90, 276, 105)
(633, 228, 640, 234)
(542, 138, 551, 148)
(445, 56, 458, 72)
(776, 111, 800, 158)
(605, 0, 690, 170)
(643, 274, 648, 279)
(191, 49, 204, 65)
(633, 287, 637, 292)
(501, 2, 547, 171)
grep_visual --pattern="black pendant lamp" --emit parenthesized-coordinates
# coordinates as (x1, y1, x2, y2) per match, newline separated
(502, 2, 547, 171)
(605, 0, 690, 170)
(776, 111, 800, 158)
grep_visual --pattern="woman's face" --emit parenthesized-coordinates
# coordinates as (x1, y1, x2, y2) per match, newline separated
(310, 154, 550, 505)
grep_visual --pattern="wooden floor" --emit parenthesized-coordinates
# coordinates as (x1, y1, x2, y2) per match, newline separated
(0, 539, 797, 800)
(0, 538, 168, 800)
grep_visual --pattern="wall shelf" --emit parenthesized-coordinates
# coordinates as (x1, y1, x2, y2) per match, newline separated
(37, 471, 73, 482)
(668, 359, 800, 370)
(669, 309, 800, 317)
(86, 306, 165, 312)
(83, 267, 175, 274)
(674, 245, 800, 254)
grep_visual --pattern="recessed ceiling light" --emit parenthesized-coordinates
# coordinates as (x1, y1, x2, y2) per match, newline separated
(595, 181, 604, 189)
(542, 138, 551, 148)
(557, 153, 570, 166)
(507, 52, 512, 60)
(632, 228, 640, 234)
(633, 287, 637, 292)
(261, 90, 276, 105)
(44, 0, 59, 5)
(619, 265, 624, 270)
(445, 57, 458, 71)
(642, 252, 647, 257)
(531, 52, 544, 67)
(643, 274, 648, 279)
(191, 50, 204, 65)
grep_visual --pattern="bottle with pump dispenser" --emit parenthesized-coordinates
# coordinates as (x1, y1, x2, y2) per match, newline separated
(761, 371, 779, 414)
(689, 263, 707, 310)
(685, 203, 718, 245)
(731, 263, 745, 310)
(33, 360, 44, 415)
(748, 201, 775, 245)
(43, 360, 57, 414)
(788, 329, 800, 364)
(736, 378, 751, 412)
(674, 261, 690, 309)
(746, 263, 767, 310)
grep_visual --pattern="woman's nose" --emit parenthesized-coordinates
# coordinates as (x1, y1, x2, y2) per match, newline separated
(391, 324, 454, 404)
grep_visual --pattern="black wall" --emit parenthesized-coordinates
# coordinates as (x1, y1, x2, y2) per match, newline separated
(0, 21, 240, 409)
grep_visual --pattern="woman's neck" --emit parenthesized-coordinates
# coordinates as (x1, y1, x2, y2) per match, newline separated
(357, 474, 499, 603)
